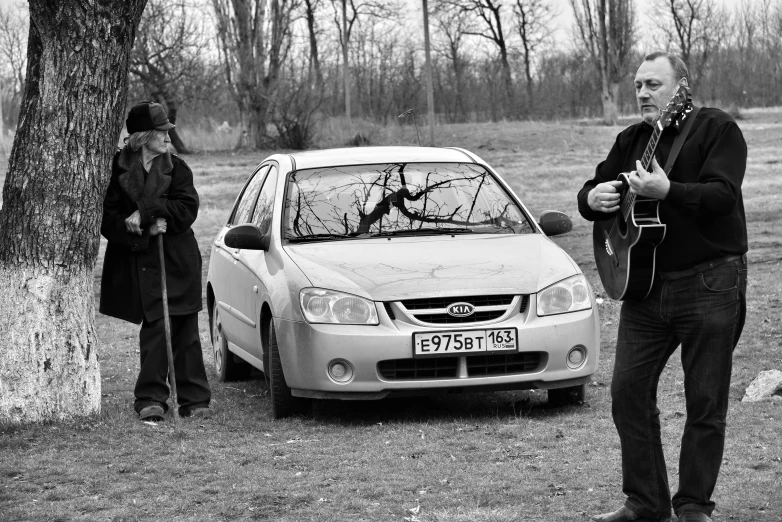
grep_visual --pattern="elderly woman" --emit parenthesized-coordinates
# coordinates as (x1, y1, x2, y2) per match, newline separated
(100, 102, 211, 421)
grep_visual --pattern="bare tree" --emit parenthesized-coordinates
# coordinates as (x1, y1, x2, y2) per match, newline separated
(303, 0, 325, 90)
(652, 0, 724, 87)
(432, 1, 472, 121)
(130, 0, 209, 153)
(570, 0, 635, 124)
(442, 0, 517, 118)
(0, 4, 28, 141)
(0, 0, 147, 424)
(212, 0, 298, 149)
(328, 0, 398, 121)
(512, 0, 555, 113)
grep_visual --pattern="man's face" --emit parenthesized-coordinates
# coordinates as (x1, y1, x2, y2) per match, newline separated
(634, 58, 681, 125)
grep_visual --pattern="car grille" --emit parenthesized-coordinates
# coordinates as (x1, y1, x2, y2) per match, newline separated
(377, 352, 543, 380)
(413, 310, 506, 323)
(466, 352, 542, 376)
(391, 295, 528, 325)
(402, 295, 515, 309)
(377, 358, 458, 379)
(383, 302, 396, 320)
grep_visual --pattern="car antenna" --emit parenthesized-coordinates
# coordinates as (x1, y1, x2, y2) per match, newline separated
(397, 109, 421, 147)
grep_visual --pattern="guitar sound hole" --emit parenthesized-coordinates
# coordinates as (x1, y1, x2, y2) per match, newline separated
(617, 215, 628, 236)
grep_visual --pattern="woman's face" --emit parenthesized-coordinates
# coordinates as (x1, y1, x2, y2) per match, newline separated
(145, 130, 170, 155)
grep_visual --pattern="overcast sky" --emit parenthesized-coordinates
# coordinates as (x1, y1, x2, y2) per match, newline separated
(0, 0, 741, 52)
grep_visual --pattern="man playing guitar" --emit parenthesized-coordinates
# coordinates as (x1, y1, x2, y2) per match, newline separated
(577, 52, 748, 522)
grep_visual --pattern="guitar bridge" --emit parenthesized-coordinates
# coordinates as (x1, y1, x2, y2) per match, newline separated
(604, 239, 614, 256)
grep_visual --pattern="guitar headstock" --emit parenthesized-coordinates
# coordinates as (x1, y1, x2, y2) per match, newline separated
(659, 84, 693, 131)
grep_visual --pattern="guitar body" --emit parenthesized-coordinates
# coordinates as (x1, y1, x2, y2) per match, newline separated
(592, 176, 667, 300)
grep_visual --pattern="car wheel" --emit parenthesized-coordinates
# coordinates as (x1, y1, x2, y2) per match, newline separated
(212, 306, 251, 382)
(268, 320, 310, 419)
(547, 384, 586, 407)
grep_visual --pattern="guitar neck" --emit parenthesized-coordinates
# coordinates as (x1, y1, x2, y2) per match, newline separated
(640, 121, 664, 172)
(621, 121, 663, 215)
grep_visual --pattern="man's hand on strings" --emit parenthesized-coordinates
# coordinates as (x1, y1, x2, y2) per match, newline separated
(627, 157, 670, 200)
(588, 180, 624, 213)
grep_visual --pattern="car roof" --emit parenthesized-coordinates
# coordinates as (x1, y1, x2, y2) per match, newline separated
(286, 146, 477, 170)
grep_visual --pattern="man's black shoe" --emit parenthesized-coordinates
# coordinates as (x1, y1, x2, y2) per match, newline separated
(592, 506, 671, 522)
(677, 511, 711, 522)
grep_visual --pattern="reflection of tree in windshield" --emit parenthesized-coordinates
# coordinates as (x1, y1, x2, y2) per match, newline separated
(284, 163, 534, 240)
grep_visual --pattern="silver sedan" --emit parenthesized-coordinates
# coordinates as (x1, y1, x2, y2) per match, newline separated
(206, 146, 599, 418)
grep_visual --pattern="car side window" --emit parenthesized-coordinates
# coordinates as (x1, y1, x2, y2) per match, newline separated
(252, 166, 279, 236)
(230, 165, 270, 225)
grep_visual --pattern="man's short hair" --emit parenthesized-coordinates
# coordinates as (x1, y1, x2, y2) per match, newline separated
(644, 51, 689, 83)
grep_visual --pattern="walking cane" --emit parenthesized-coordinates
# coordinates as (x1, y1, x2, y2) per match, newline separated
(158, 234, 180, 424)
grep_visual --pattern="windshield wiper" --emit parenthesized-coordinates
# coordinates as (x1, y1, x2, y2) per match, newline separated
(286, 233, 353, 243)
(370, 227, 474, 237)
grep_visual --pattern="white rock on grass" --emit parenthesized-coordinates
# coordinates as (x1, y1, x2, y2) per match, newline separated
(742, 369, 782, 403)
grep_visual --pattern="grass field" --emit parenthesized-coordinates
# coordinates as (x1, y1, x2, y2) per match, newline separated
(1, 110, 781, 522)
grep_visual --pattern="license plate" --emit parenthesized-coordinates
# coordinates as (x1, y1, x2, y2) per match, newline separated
(413, 328, 518, 358)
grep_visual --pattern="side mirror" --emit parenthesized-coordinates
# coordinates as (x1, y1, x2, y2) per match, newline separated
(224, 224, 271, 251)
(537, 210, 572, 237)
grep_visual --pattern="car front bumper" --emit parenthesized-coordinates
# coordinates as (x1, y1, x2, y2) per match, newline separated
(274, 295, 600, 399)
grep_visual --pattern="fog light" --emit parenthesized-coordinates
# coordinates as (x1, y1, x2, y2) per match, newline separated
(328, 359, 354, 384)
(567, 345, 587, 369)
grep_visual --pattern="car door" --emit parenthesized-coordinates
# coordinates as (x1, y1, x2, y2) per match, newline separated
(212, 165, 270, 342)
(228, 165, 279, 357)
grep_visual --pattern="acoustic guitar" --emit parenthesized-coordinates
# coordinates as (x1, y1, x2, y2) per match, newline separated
(593, 85, 693, 300)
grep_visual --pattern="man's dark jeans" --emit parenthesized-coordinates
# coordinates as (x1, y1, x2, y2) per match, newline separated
(134, 313, 212, 416)
(612, 256, 747, 520)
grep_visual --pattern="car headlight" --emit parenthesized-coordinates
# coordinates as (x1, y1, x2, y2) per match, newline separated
(300, 288, 379, 325)
(536, 274, 592, 316)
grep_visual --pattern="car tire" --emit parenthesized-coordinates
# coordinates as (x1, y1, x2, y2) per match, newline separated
(212, 306, 251, 382)
(268, 320, 310, 419)
(547, 384, 586, 407)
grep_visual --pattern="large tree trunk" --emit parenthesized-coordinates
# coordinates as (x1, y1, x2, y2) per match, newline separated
(0, 0, 146, 424)
(600, 80, 619, 125)
(0, 78, 5, 158)
(248, 99, 270, 149)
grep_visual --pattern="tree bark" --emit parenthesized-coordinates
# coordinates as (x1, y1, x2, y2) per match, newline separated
(0, 77, 5, 158)
(601, 79, 619, 124)
(342, 0, 351, 123)
(0, 0, 146, 424)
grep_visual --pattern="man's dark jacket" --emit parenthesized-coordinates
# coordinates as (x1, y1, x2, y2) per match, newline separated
(100, 147, 202, 324)
(577, 107, 747, 272)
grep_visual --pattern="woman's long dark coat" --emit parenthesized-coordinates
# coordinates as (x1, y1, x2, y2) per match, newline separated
(99, 148, 202, 324)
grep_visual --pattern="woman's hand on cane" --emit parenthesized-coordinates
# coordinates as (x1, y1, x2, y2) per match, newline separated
(150, 218, 167, 236)
(125, 210, 142, 235)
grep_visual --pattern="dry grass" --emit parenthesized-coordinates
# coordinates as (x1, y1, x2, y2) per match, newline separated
(1, 111, 781, 522)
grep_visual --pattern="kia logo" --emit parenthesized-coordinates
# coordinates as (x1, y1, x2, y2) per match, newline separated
(446, 302, 475, 317)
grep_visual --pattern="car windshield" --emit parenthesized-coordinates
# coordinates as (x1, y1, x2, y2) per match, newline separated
(283, 162, 535, 242)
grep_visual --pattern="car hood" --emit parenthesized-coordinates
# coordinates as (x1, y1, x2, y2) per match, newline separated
(283, 234, 578, 301)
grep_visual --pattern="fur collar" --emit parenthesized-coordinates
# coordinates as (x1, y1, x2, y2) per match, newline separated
(116, 146, 173, 202)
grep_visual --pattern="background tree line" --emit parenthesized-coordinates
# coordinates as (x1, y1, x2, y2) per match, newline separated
(1, 0, 782, 151)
